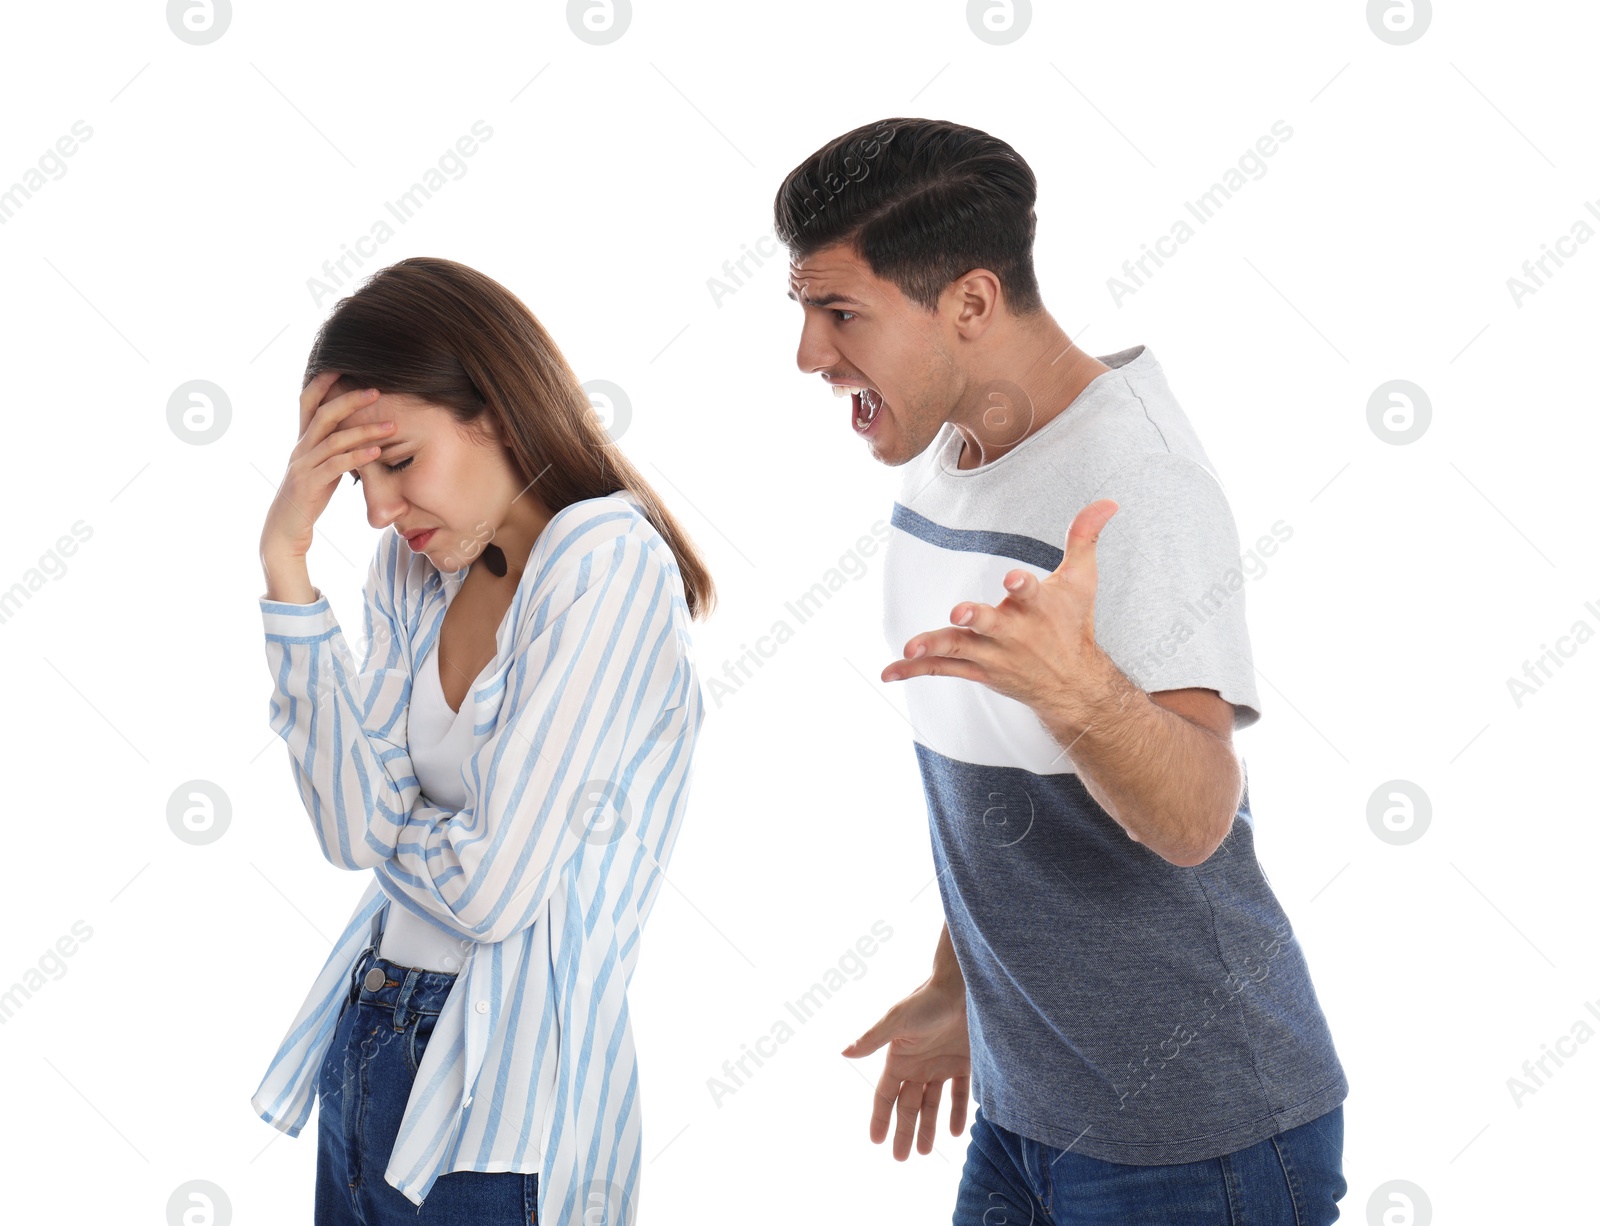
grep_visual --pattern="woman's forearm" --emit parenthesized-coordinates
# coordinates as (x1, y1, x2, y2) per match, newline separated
(262, 550, 317, 604)
(259, 559, 415, 870)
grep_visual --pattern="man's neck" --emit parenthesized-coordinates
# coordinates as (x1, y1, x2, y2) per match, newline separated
(952, 320, 1112, 470)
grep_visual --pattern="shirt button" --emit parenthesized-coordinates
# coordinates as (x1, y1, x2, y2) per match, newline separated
(463, 1096, 473, 1108)
(475, 1000, 489, 1014)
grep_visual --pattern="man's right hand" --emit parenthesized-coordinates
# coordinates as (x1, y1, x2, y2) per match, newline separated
(841, 974, 971, 1159)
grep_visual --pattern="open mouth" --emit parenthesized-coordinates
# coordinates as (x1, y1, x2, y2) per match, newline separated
(833, 383, 884, 434)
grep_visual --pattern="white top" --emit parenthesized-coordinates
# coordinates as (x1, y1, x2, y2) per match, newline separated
(378, 635, 494, 973)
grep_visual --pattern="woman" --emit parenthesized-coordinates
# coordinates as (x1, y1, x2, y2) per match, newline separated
(249, 257, 714, 1225)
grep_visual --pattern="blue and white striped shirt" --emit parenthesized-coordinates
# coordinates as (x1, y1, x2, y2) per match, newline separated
(250, 491, 703, 1223)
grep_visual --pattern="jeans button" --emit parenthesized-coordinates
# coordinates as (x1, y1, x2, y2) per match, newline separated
(364, 966, 388, 991)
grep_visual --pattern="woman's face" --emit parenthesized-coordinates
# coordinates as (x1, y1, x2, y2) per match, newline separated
(345, 392, 520, 571)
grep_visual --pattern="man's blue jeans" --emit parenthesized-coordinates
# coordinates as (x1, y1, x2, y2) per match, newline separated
(952, 1104, 1345, 1225)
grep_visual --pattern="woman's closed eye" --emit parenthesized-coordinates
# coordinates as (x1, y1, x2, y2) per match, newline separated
(350, 456, 414, 483)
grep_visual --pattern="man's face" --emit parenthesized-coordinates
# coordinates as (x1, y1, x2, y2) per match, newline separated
(787, 242, 960, 467)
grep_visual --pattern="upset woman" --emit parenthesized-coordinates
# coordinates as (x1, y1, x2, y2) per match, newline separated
(250, 256, 713, 1225)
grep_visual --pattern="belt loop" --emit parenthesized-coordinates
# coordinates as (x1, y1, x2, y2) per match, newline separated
(354, 902, 386, 1005)
(393, 967, 421, 1030)
(350, 943, 374, 1005)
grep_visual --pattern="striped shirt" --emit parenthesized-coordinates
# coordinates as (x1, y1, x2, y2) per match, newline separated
(250, 491, 704, 1223)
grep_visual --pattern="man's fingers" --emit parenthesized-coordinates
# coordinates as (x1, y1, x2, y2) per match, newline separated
(949, 1074, 970, 1136)
(916, 1080, 943, 1154)
(950, 599, 1001, 637)
(1057, 498, 1119, 587)
(842, 1008, 896, 1059)
(892, 1080, 922, 1160)
(882, 654, 988, 685)
(1000, 569, 1041, 604)
(903, 626, 985, 662)
(867, 1066, 899, 1144)
(882, 629, 994, 683)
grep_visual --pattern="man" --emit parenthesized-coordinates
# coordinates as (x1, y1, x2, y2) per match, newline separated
(774, 117, 1349, 1225)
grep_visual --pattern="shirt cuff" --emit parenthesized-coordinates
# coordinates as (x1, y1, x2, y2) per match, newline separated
(260, 589, 336, 639)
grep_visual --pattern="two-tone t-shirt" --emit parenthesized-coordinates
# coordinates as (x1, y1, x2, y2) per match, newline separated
(881, 343, 1348, 1163)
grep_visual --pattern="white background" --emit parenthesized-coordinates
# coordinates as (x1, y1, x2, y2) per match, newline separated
(1, 1, 1595, 1223)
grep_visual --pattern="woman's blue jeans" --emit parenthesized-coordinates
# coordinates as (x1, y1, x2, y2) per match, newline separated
(952, 1103, 1345, 1225)
(314, 942, 539, 1224)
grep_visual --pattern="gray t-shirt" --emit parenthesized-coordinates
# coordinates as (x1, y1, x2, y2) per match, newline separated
(881, 343, 1347, 1163)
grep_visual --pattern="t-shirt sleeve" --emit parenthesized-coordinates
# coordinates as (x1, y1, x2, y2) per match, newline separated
(1087, 451, 1262, 730)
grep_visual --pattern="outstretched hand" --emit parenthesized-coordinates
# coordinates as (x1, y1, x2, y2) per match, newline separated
(882, 499, 1120, 719)
(842, 979, 972, 1160)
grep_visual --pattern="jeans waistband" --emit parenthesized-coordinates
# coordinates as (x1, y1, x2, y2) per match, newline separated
(346, 943, 460, 1029)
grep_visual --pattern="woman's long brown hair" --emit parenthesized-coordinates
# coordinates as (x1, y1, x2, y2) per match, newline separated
(304, 256, 715, 620)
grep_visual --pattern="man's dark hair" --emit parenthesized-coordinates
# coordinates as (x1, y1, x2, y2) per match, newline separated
(773, 116, 1044, 317)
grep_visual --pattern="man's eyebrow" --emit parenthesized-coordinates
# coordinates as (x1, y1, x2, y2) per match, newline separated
(785, 288, 864, 307)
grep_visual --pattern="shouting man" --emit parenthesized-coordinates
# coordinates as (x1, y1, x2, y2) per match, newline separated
(774, 117, 1349, 1225)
